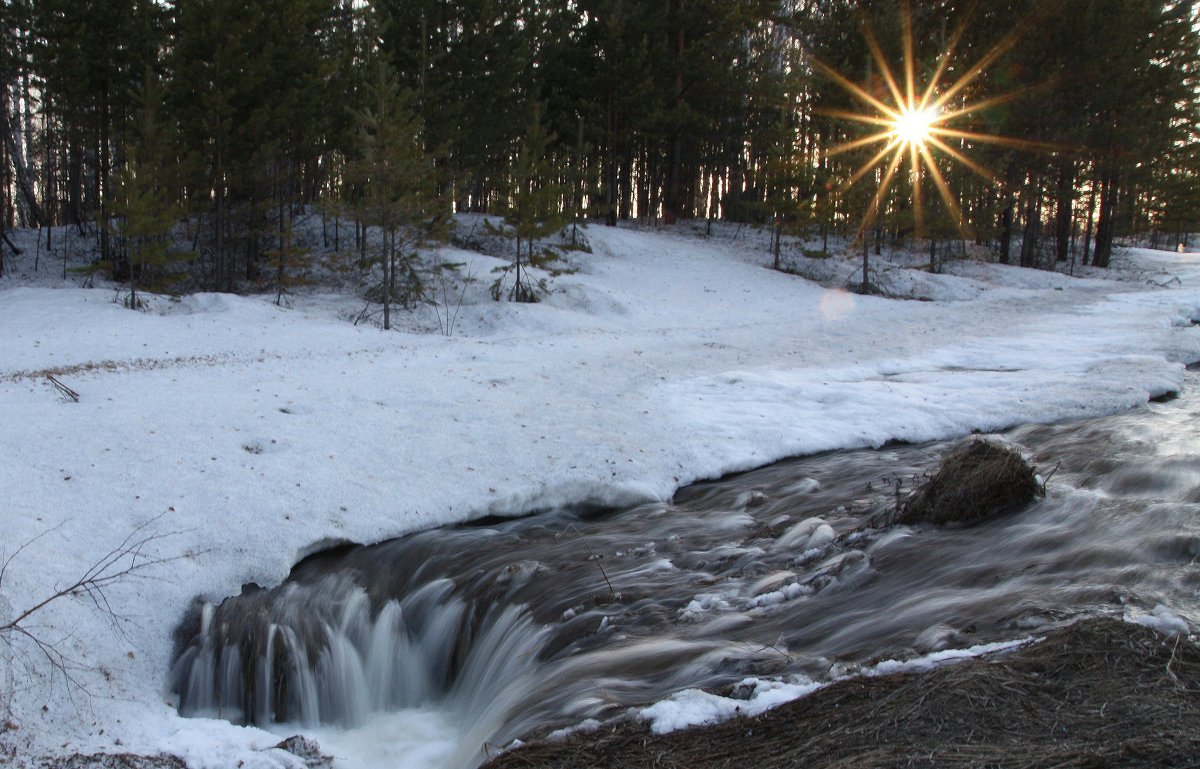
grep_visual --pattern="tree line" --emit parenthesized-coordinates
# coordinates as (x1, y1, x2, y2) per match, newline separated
(1, 0, 1197, 301)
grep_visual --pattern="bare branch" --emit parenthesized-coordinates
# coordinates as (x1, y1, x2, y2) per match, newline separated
(0, 516, 199, 696)
(0, 522, 65, 587)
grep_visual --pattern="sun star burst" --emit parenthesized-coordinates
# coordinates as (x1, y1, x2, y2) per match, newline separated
(892, 105, 940, 147)
(814, 1, 1047, 242)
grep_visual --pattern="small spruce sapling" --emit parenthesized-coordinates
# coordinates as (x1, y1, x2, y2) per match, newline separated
(564, 116, 600, 252)
(101, 72, 189, 308)
(492, 102, 567, 303)
(349, 50, 449, 329)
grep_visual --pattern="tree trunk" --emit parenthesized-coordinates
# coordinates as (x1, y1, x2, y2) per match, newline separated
(998, 161, 1016, 265)
(618, 151, 632, 220)
(1054, 161, 1075, 262)
(383, 223, 392, 330)
(215, 139, 227, 290)
(665, 0, 685, 221)
(861, 225, 869, 292)
(1, 107, 47, 227)
(97, 106, 113, 268)
(772, 216, 781, 269)
(1019, 174, 1041, 268)
(1082, 181, 1097, 266)
(1092, 166, 1119, 269)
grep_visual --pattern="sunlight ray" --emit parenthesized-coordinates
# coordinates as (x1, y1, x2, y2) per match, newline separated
(925, 136, 1000, 185)
(931, 127, 1056, 152)
(909, 141, 924, 235)
(812, 59, 899, 119)
(841, 137, 905, 192)
(933, 89, 1035, 124)
(920, 149, 970, 237)
(826, 130, 898, 158)
(816, 109, 898, 130)
(861, 23, 907, 109)
(861, 148, 906, 237)
(929, 10, 1047, 113)
(918, 5, 974, 111)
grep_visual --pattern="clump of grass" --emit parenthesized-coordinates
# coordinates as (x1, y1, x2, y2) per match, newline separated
(896, 439, 1042, 525)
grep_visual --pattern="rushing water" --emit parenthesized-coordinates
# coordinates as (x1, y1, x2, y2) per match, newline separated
(171, 376, 1200, 769)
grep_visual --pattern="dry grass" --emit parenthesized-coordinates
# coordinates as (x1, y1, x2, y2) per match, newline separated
(483, 618, 1200, 769)
(2, 353, 252, 384)
(897, 439, 1042, 525)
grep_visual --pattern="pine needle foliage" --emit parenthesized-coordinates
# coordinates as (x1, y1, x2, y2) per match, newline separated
(492, 102, 568, 303)
(101, 72, 189, 309)
(348, 33, 450, 330)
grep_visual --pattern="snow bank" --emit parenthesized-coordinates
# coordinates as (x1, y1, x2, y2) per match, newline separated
(1129, 604, 1192, 636)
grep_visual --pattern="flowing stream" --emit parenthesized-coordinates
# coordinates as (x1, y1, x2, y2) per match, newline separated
(170, 375, 1200, 769)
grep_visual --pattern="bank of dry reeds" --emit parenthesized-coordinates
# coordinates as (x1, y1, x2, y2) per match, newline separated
(482, 617, 1200, 769)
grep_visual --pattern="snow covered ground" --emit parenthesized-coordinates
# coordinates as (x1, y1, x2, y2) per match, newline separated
(2, 222, 1200, 767)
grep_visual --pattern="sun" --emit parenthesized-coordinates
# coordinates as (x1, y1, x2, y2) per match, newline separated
(812, 1, 1047, 241)
(892, 105, 940, 147)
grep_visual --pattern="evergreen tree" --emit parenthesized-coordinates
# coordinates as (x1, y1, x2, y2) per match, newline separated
(564, 116, 600, 250)
(495, 102, 567, 303)
(350, 46, 449, 330)
(102, 71, 188, 308)
(28, 0, 165, 263)
(379, 0, 535, 212)
(2, 0, 1197, 289)
(169, 0, 341, 290)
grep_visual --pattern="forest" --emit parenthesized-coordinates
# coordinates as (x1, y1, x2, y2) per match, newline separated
(1, 0, 1198, 302)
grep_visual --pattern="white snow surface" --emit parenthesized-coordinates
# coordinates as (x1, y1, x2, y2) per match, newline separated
(1129, 604, 1193, 636)
(638, 636, 1032, 735)
(3, 224, 1200, 767)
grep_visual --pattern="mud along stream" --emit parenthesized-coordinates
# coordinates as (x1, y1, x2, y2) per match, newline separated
(169, 375, 1200, 769)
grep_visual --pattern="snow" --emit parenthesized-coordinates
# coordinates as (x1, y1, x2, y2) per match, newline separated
(2, 222, 1200, 767)
(1129, 604, 1192, 636)
(638, 636, 1033, 735)
(639, 677, 825, 735)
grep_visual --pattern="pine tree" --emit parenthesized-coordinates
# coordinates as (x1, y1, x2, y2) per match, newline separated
(349, 45, 449, 330)
(102, 71, 188, 308)
(169, 0, 342, 290)
(25, 0, 166, 268)
(564, 116, 600, 250)
(496, 102, 567, 303)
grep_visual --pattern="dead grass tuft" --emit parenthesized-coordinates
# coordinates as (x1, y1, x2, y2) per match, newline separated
(897, 439, 1042, 525)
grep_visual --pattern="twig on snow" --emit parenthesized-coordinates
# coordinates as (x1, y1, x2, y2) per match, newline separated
(46, 375, 78, 402)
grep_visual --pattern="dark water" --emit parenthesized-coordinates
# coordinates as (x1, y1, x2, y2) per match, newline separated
(170, 376, 1200, 767)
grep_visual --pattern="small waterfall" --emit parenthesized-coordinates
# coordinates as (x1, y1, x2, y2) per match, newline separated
(171, 575, 550, 731)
